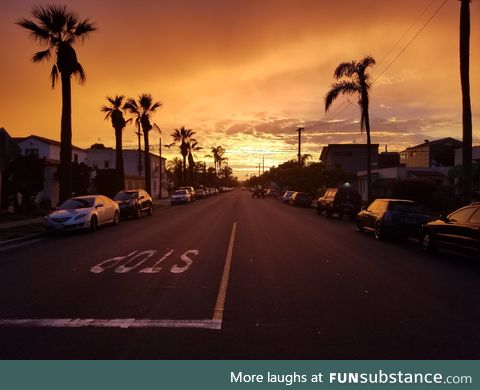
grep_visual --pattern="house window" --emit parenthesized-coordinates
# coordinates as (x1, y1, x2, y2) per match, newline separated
(25, 148, 39, 157)
(104, 160, 110, 169)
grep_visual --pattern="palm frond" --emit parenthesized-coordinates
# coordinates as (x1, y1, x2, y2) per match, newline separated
(334, 61, 356, 79)
(360, 55, 376, 70)
(74, 19, 96, 39)
(74, 62, 86, 84)
(50, 64, 58, 88)
(32, 49, 51, 63)
(324, 81, 360, 112)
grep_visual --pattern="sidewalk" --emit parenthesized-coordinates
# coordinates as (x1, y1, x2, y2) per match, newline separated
(152, 198, 171, 208)
(0, 216, 45, 244)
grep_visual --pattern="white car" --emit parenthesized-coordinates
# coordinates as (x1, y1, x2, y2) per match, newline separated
(44, 195, 120, 233)
(171, 190, 192, 205)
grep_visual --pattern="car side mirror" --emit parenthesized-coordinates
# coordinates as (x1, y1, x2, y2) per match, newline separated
(361, 205, 367, 211)
(440, 214, 449, 222)
(96, 203, 104, 209)
(139, 196, 145, 200)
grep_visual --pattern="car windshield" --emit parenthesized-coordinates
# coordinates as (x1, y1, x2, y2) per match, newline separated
(388, 202, 422, 213)
(174, 190, 186, 195)
(59, 198, 94, 210)
(114, 191, 138, 201)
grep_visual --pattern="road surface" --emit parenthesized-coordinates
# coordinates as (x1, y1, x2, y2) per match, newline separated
(0, 190, 478, 358)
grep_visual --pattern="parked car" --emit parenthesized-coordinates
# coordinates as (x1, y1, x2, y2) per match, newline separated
(289, 192, 312, 207)
(195, 189, 207, 199)
(114, 189, 153, 218)
(171, 189, 192, 205)
(420, 203, 480, 255)
(44, 195, 119, 233)
(266, 189, 280, 198)
(179, 186, 196, 200)
(355, 199, 431, 240)
(317, 187, 361, 220)
(281, 191, 294, 203)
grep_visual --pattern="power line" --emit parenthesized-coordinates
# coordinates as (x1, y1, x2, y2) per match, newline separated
(372, 0, 450, 85)
(375, 0, 438, 69)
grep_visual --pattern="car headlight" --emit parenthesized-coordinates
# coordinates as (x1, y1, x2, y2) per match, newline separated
(74, 213, 88, 220)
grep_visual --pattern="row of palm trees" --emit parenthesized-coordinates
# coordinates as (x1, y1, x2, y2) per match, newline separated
(17, 3, 473, 204)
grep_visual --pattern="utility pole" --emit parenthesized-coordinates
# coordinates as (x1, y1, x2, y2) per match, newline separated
(460, 0, 472, 204)
(262, 156, 265, 174)
(297, 127, 304, 165)
(258, 163, 261, 176)
(136, 122, 142, 176)
(154, 123, 162, 199)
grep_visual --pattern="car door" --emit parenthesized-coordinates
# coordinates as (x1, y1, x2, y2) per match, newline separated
(437, 207, 476, 249)
(463, 207, 480, 252)
(95, 196, 107, 224)
(362, 200, 379, 230)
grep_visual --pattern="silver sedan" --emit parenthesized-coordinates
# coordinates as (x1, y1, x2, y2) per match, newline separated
(44, 195, 120, 233)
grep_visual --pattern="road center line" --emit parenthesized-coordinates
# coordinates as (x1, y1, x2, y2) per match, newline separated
(213, 221, 237, 324)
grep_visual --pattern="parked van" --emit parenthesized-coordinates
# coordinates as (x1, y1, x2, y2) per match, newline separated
(317, 187, 361, 220)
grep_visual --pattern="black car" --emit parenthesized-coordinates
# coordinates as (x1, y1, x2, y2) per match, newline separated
(114, 189, 153, 218)
(355, 199, 431, 240)
(289, 192, 312, 207)
(420, 203, 480, 255)
(317, 187, 361, 219)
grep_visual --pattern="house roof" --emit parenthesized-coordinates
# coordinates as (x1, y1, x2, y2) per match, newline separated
(320, 143, 380, 161)
(401, 137, 462, 152)
(15, 135, 86, 152)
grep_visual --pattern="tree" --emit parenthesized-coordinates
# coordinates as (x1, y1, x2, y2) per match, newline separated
(169, 127, 196, 185)
(188, 140, 202, 185)
(124, 94, 161, 194)
(166, 157, 183, 188)
(325, 56, 376, 202)
(210, 146, 228, 173)
(17, 5, 96, 203)
(460, 0, 472, 204)
(101, 95, 131, 189)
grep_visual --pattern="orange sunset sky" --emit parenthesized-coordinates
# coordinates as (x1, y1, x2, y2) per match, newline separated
(1, 0, 479, 178)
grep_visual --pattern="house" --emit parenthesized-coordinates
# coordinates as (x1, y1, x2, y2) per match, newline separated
(15, 135, 88, 207)
(86, 145, 168, 198)
(399, 137, 462, 168)
(319, 143, 379, 173)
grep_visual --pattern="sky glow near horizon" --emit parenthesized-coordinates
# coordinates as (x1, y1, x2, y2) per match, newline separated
(1, 0, 479, 178)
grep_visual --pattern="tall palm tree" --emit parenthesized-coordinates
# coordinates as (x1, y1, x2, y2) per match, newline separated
(460, 0, 472, 204)
(210, 146, 228, 173)
(124, 94, 161, 195)
(169, 127, 196, 185)
(101, 95, 130, 189)
(325, 56, 376, 202)
(17, 5, 96, 203)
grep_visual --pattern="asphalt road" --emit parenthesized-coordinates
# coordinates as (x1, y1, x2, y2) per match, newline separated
(0, 190, 478, 359)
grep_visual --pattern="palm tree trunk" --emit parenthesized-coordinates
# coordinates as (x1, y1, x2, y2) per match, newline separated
(460, 0, 472, 204)
(59, 72, 73, 204)
(115, 127, 125, 190)
(182, 155, 187, 186)
(143, 131, 151, 194)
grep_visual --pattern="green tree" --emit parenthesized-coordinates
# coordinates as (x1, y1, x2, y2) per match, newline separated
(17, 5, 96, 203)
(101, 95, 131, 189)
(169, 127, 196, 185)
(124, 94, 161, 194)
(325, 56, 375, 201)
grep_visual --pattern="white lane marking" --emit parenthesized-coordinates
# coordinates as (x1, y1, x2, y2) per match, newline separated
(0, 318, 222, 330)
(170, 250, 199, 274)
(139, 249, 174, 273)
(90, 251, 138, 273)
(213, 221, 237, 323)
(115, 250, 156, 273)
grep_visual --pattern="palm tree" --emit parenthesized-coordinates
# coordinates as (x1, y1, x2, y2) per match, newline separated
(460, 0, 472, 204)
(210, 146, 228, 173)
(325, 56, 376, 202)
(17, 5, 96, 203)
(124, 94, 161, 195)
(101, 95, 130, 189)
(169, 127, 196, 185)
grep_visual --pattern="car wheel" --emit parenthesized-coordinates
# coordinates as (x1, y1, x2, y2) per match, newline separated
(113, 211, 120, 225)
(355, 221, 364, 232)
(147, 203, 153, 216)
(89, 216, 98, 233)
(135, 206, 142, 219)
(421, 231, 437, 253)
(374, 222, 385, 240)
(325, 208, 332, 217)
